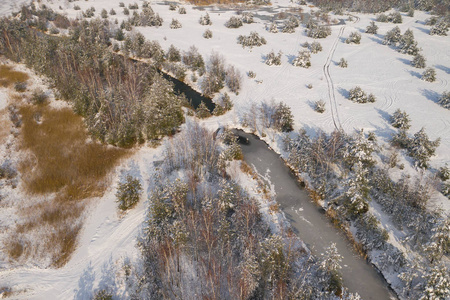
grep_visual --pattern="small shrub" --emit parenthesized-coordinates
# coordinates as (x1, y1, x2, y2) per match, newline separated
(73, 5, 80, 10)
(265, 50, 282, 66)
(199, 13, 212, 25)
(365, 21, 378, 34)
(348, 86, 374, 103)
(237, 32, 266, 48)
(0, 160, 17, 180)
(383, 26, 401, 45)
(390, 109, 411, 130)
(93, 289, 113, 300)
(412, 53, 426, 68)
(14, 81, 27, 92)
(310, 41, 322, 53)
(196, 102, 211, 119)
(438, 91, 450, 109)
(166, 44, 181, 62)
(438, 164, 450, 181)
(101, 9, 108, 19)
(242, 12, 254, 24)
(248, 71, 256, 78)
(314, 100, 326, 113)
(119, 2, 125, 7)
(338, 58, 348, 68)
(292, 50, 311, 68)
(123, 7, 129, 15)
(170, 18, 182, 29)
(376, 13, 389, 22)
(116, 175, 142, 210)
(178, 7, 186, 14)
(307, 24, 331, 38)
(31, 88, 48, 105)
(268, 22, 278, 33)
(169, 3, 177, 11)
(346, 31, 361, 44)
(109, 9, 116, 15)
(128, 2, 139, 10)
(421, 67, 436, 82)
(430, 19, 449, 36)
(225, 16, 243, 28)
(203, 29, 212, 39)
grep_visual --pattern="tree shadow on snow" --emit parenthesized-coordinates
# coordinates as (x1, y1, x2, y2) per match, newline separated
(397, 57, 411, 66)
(375, 108, 392, 123)
(435, 64, 450, 74)
(367, 36, 384, 45)
(408, 70, 422, 79)
(413, 26, 429, 35)
(74, 263, 95, 300)
(286, 54, 297, 65)
(94, 258, 121, 298)
(369, 122, 396, 144)
(337, 87, 349, 99)
(339, 36, 347, 43)
(421, 89, 441, 104)
(307, 100, 317, 111)
(260, 53, 267, 64)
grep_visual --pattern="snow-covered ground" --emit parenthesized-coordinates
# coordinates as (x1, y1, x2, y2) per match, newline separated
(1, 0, 449, 298)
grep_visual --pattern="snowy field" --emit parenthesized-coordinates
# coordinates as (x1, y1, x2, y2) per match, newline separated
(0, 0, 449, 298)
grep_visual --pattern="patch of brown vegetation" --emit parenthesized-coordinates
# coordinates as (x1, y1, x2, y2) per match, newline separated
(5, 103, 129, 267)
(188, 0, 245, 5)
(0, 65, 28, 87)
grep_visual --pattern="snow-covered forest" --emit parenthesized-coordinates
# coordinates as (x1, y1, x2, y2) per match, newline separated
(0, 0, 449, 299)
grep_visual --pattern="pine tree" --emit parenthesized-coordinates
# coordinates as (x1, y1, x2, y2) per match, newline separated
(292, 50, 311, 68)
(391, 109, 411, 130)
(242, 12, 254, 24)
(203, 29, 212, 39)
(430, 19, 449, 36)
(170, 18, 182, 29)
(412, 53, 426, 68)
(166, 44, 181, 62)
(320, 243, 343, 293)
(269, 21, 278, 33)
(346, 31, 361, 44)
(338, 57, 348, 68)
(199, 13, 212, 25)
(310, 41, 322, 53)
(345, 161, 370, 215)
(398, 29, 420, 55)
(273, 102, 294, 132)
(344, 129, 376, 168)
(425, 218, 450, 262)
(438, 91, 450, 109)
(383, 26, 401, 45)
(116, 175, 142, 210)
(421, 67, 436, 82)
(225, 16, 243, 28)
(196, 102, 211, 119)
(408, 128, 440, 169)
(365, 21, 378, 34)
(265, 50, 282, 66)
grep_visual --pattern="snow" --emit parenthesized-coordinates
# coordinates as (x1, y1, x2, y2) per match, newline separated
(1, 0, 449, 298)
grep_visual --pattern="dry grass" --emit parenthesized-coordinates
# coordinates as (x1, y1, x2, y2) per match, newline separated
(0, 65, 29, 87)
(188, 0, 244, 5)
(5, 104, 129, 267)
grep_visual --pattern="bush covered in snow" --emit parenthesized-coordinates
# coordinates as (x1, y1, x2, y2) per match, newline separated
(390, 109, 411, 130)
(182, 46, 205, 75)
(430, 19, 449, 36)
(225, 16, 243, 28)
(438, 91, 450, 109)
(306, 24, 331, 38)
(365, 21, 378, 34)
(412, 53, 426, 68)
(314, 100, 326, 113)
(310, 41, 323, 53)
(265, 50, 282, 66)
(170, 18, 182, 29)
(383, 26, 401, 45)
(268, 21, 278, 33)
(241, 12, 254, 24)
(377, 12, 402, 23)
(199, 13, 212, 25)
(421, 67, 436, 82)
(178, 7, 186, 14)
(237, 32, 266, 48)
(346, 31, 361, 44)
(348, 86, 375, 103)
(116, 175, 142, 210)
(398, 29, 420, 55)
(338, 57, 348, 68)
(292, 50, 311, 68)
(203, 28, 212, 39)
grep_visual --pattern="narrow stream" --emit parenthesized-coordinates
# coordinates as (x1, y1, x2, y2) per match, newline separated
(235, 130, 397, 300)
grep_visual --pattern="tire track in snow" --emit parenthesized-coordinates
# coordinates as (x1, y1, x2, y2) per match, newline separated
(323, 25, 345, 131)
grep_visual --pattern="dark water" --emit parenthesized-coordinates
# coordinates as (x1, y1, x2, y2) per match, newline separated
(158, 70, 216, 112)
(235, 129, 397, 300)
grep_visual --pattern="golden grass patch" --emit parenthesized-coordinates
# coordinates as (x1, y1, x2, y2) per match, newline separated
(5, 103, 129, 267)
(0, 65, 29, 87)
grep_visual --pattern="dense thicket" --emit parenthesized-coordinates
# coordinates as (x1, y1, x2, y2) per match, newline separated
(0, 8, 184, 147)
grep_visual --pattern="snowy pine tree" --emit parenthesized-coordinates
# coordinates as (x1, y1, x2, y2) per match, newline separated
(383, 26, 401, 45)
(310, 41, 323, 53)
(225, 16, 243, 28)
(430, 19, 449, 36)
(269, 21, 278, 33)
(320, 243, 343, 293)
(237, 32, 266, 48)
(421, 67, 436, 82)
(116, 175, 142, 210)
(199, 13, 212, 25)
(425, 218, 450, 262)
(292, 50, 311, 68)
(338, 57, 348, 68)
(391, 109, 411, 130)
(314, 100, 326, 113)
(348, 86, 374, 103)
(438, 91, 450, 109)
(366, 21, 378, 34)
(170, 18, 182, 29)
(265, 50, 282, 66)
(408, 128, 440, 169)
(166, 44, 181, 62)
(346, 31, 361, 44)
(412, 53, 426, 68)
(242, 12, 254, 24)
(398, 28, 420, 55)
(203, 29, 212, 39)
(344, 129, 376, 168)
(345, 161, 370, 215)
